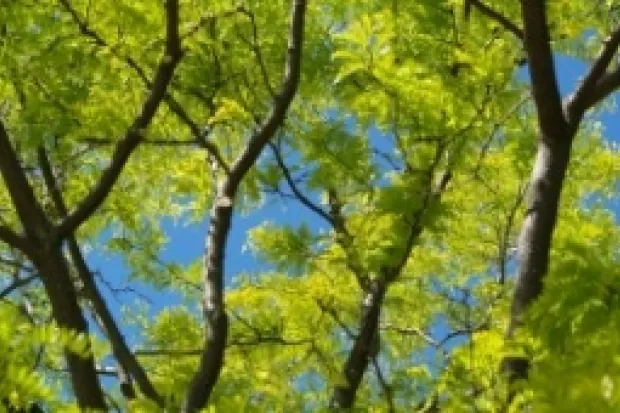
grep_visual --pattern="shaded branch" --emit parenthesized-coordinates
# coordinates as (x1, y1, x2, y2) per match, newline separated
(519, 0, 567, 138)
(37, 148, 163, 406)
(0, 274, 38, 300)
(371, 356, 395, 413)
(0, 225, 31, 253)
(565, 25, 620, 125)
(182, 2, 307, 411)
(467, 0, 524, 40)
(0, 122, 50, 243)
(268, 141, 334, 226)
(578, 66, 620, 113)
(59, 0, 229, 174)
(56, 0, 183, 239)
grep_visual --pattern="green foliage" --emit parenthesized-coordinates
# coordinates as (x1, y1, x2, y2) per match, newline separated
(1, 0, 620, 411)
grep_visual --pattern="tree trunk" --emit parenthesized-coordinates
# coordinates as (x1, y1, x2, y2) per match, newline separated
(503, 133, 572, 380)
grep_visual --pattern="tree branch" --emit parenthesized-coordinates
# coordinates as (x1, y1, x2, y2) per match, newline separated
(577, 66, 620, 113)
(182, 1, 307, 411)
(37, 148, 163, 406)
(0, 274, 38, 300)
(0, 121, 50, 242)
(58, 0, 230, 175)
(267, 141, 334, 226)
(55, 0, 183, 239)
(519, 0, 567, 138)
(0, 224, 30, 253)
(468, 0, 524, 40)
(565, 25, 620, 125)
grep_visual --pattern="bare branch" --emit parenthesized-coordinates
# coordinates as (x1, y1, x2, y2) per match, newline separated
(182, 2, 307, 411)
(468, 0, 524, 40)
(578, 66, 620, 112)
(268, 141, 334, 226)
(371, 356, 395, 413)
(0, 225, 30, 253)
(565, 25, 620, 125)
(58, 0, 230, 175)
(0, 274, 38, 300)
(55, 0, 183, 239)
(37, 148, 163, 406)
(77, 137, 197, 147)
(0, 121, 50, 242)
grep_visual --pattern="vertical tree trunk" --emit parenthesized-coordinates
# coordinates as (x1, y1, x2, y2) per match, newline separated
(503, 134, 572, 383)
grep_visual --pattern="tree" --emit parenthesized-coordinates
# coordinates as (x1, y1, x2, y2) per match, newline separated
(1, 0, 620, 411)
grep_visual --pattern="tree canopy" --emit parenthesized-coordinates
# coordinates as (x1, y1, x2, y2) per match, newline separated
(1, 0, 620, 411)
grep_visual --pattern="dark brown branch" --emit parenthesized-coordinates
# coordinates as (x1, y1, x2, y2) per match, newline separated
(182, 2, 307, 411)
(37, 148, 163, 406)
(331, 281, 386, 408)
(33, 249, 108, 409)
(316, 299, 356, 339)
(78, 137, 197, 147)
(371, 356, 395, 413)
(519, 0, 567, 138)
(268, 142, 334, 226)
(578, 66, 620, 112)
(0, 274, 38, 300)
(59, 0, 229, 175)
(0, 122, 50, 242)
(55, 0, 183, 239)
(0, 225, 31, 253)
(565, 26, 620, 125)
(468, 0, 524, 40)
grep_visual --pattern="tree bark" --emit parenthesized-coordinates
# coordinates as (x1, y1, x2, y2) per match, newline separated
(182, 2, 307, 410)
(330, 281, 386, 408)
(31, 249, 107, 410)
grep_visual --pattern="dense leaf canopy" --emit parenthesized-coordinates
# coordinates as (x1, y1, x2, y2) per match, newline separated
(1, 0, 620, 411)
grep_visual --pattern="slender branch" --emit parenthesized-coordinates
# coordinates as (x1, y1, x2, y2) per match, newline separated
(182, 2, 307, 411)
(579, 66, 620, 112)
(381, 323, 447, 356)
(316, 299, 356, 339)
(58, 0, 229, 174)
(236, 8, 276, 97)
(468, 0, 524, 40)
(371, 356, 395, 413)
(78, 137, 197, 147)
(0, 274, 38, 300)
(268, 141, 334, 226)
(55, 0, 183, 239)
(37, 148, 163, 406)
(565, 25, 620, 125)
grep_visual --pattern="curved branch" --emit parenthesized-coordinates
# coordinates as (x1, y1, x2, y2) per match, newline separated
(58, 0, 230, 175)
(468, 0, 524, 40)
(55, 0, 183, 239)
(565, 25, 620, 125)
(37, 148, 163, 406)
(182, 1, 307, 411)
(0, 274, 38, 300)
(267, 142, 334, 226)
